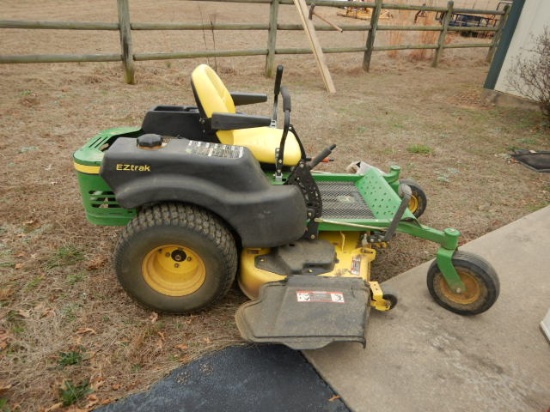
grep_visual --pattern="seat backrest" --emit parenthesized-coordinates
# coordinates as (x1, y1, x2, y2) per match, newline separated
(191, 64, 236, 144)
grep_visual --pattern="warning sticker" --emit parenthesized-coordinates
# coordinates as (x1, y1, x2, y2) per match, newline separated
(296, 290, 345, 303)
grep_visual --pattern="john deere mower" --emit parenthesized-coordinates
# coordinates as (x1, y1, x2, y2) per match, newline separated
(73, 65, 499, 349)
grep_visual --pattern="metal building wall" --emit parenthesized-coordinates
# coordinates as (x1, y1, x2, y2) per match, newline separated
(494, 0, 549, 98)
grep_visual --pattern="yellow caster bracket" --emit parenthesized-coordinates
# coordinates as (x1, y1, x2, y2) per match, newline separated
(369, 281, 398, 311)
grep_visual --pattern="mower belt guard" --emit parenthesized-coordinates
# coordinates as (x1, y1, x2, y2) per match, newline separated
(236, 276, 370, 350)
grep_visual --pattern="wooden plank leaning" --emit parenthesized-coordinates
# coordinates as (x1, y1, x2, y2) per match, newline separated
(292, 0, 336, 93)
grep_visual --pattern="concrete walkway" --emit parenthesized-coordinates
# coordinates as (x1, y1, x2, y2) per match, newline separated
(305, 206, 550, 412)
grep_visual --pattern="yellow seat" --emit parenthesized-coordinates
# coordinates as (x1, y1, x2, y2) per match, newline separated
(191, 64, 302, 166)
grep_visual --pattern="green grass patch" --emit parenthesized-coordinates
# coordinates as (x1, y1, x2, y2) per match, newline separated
(0, 250, 15, 268)
(18, 146, 38, 154)
(66, 272, 86, 286)
(61, 303, 81, 323)
(46, 245, 84, 269)
(527, 201, 549, 212)
(0, 398, 11, 412)
(6, 310, 26, 335)
(436, 167, 460, 184)
(24, 276, 43, 290)
(407, 144, 433, 155)
(0, 243, 14, 268)
(58, 349, 84, 367)
(59, 380, 92, 406)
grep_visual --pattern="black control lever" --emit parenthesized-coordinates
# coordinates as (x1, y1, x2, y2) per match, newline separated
(383, 183, 412, 242)
(276, 86, 292, 180)
(308, 144, 336, 169)
(271, 65, 284, 126)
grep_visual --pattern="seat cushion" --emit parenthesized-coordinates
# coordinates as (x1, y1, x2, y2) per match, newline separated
(222, 127, 301, 166)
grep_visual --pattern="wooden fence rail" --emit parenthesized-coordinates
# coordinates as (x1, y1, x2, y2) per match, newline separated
(0, 0, 510, 85)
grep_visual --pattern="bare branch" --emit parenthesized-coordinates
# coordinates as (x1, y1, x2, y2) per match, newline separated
(506, 26, 550, 125)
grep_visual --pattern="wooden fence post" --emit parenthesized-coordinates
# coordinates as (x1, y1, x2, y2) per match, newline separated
(265, 0, 280, 78)
(117, 0, 135, 84)
(432, 0, 453, 68)
(362, 0, 382, 72)
(486, 4, 509, 63)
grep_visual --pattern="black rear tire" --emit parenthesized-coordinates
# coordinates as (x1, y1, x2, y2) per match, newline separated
(114, 203, 238, 314)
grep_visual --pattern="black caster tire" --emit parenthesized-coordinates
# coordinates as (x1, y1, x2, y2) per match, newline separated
(383, 293, 398, 310)
(427, 251, 499, 315)
(400, 179, 427, 219)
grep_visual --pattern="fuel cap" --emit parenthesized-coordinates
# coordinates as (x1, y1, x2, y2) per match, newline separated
(137, 134, 163, 148)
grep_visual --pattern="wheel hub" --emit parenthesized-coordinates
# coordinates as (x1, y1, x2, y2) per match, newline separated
(171, 249, 187, 262)
(408, 196, 419, 214)
(143, 245, 205, 296)
(439, 270, 482, 305)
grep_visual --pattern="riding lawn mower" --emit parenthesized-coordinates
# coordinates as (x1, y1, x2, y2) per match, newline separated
(73, 65, 500, 350)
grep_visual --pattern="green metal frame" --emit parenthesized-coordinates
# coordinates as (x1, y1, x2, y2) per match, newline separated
(73, 127, 140, 226)
(309, 168, 465, 292)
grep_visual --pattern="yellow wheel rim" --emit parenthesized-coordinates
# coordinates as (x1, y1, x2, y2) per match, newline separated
(408, 195, 419, 214)
(438, 270, 482, 305)
(142, 245, 206, 296)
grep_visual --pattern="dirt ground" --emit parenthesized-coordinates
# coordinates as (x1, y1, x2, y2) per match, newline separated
(1, 1, 549, 410)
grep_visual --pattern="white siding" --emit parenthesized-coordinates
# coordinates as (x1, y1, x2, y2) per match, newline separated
(494, 0, 550, 98)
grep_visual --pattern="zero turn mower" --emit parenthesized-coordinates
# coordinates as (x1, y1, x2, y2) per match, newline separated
(73, 65, 499, 349)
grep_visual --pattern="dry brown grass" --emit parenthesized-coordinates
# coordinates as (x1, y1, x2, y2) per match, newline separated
(1, 1, 549, 411)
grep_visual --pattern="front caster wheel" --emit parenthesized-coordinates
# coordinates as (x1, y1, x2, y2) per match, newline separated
(114, 203, 238, 314)
(382, 293, 398, 310)
(369, 282, 398, 311)
(427, 251, 499, 315)
(400, 179, 427, 219)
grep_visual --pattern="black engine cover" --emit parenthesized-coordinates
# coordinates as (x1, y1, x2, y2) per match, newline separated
(100, 137, 307, 248)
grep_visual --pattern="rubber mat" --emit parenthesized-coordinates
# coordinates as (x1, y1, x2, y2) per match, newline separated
(98, 344, 350, 412)
(512, 150, 550, 173)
